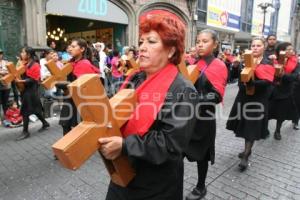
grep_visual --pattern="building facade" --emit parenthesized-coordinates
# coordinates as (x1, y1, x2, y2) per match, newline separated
(195, 0, 295, 50)
(1, 0, 198, 61)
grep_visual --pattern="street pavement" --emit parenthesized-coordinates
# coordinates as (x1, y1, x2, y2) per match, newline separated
(0, 83, 299, 200)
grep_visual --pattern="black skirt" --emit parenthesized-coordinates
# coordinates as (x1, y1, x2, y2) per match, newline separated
(269, 97, 298, 121)
(58, 97, 78, 127)
(293, 81, 300, 115)
(226, 83, 273, 141)
(185, 107, 216, 164)
(20, 81, 44, 116)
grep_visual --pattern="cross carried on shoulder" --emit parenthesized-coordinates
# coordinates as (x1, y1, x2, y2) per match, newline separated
(177, 56, 199, 84)
(240, 50, 256, 95)
(42, 59, 73, 90)
(52, 74, 136, 187)
(1, 62, 25, 92)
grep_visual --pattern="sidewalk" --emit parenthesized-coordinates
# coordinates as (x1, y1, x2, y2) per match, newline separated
(0, 83, 299, 200)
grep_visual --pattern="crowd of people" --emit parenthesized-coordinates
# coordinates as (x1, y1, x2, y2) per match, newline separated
(0, 12, 299, 200)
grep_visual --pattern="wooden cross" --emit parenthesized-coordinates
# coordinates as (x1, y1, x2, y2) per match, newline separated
(1, 62, 25, 92)
(240, 51, 255, 95)
(177, 56, 199, 84)
(118, 58, 140, 77)
(125, 58, 140, 76)
(42, 59, 73, 90)
(52, 74, 136, 187)
(274, 51, 286, 77)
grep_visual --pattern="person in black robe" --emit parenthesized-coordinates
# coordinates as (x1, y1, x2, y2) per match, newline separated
(292, 71, 300, 129)
(98, 13, 198, 200)
(269, 42, 300, 140)
(264, 34, 277, 64)
(57, 38, 100, 135)
(185, 29, 228, 200)
(226, 37, 275, 171)
(15, 47, 49, 141)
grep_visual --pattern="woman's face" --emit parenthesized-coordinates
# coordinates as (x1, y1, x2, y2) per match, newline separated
(138, 30, 172, 74)
(128, 51, 134, 59)
(69, 41, 84, 58)
(52, 52, 59, 61)
(251, 39, 265, 57)
(196, 32, 217, 57)
(20, 49, 29, 61)
(46, 52, 53, 61)
(285, 45, 294, 58)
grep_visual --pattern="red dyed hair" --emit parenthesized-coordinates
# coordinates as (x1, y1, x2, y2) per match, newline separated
(139, 14, 186, 65)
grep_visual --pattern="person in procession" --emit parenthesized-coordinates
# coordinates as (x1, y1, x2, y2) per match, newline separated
(185, 29, 228, 200)
(269, 42, 300, 140)
(15, 47, 50, 140)
(100, 13, 198, 200)
(226, 37, 275, 171)
(57, 38, 100, 136)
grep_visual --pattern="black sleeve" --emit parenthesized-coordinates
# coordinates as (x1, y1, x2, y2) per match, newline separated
(194, 75, 222, 104)
(247, 79, 271, 87)
(282, 73, 297, 83)
(23, 78, 36, 86)
(122, 87, 198, 165)
(282, 65, 300, 82)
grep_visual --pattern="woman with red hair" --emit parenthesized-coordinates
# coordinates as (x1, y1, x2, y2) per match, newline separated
(99, 13, 198, 200)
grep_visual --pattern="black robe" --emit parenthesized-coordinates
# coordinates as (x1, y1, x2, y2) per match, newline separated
(106, 72, 198, 200)
(264, 46, 276, 63)
(269, 64, 300, 121)
(20, 68, 44, 117)
(57, 73, 78, 128)
(292, 68, 300, 122)
(226, 59, 274, 141)
(184, 55, 223, 164)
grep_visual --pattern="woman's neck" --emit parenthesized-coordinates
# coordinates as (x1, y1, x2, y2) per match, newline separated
(254, 56, 263, 65)
(74, 55, 83, 62)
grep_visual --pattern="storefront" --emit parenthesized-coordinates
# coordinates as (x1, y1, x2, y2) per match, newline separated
(46, 0, 129, 51)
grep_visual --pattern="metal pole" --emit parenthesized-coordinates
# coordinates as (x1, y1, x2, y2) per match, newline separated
(262, 9, 267, 36)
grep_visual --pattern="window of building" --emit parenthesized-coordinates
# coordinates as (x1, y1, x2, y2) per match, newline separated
(197, 0, 207, 23)
(241, 0, 254, 33)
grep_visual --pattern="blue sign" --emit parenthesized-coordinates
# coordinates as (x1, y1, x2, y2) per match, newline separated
(78, 0, 107, 16)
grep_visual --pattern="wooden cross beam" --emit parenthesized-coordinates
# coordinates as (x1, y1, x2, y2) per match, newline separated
(125, 58, 140, 76)
(1, 62, 25, 92)
(42, 59, 73, 90)
(52, 74, 136, 187)
(177, 57, 199, 84)
(275, 51, 286, 77)
(240, 51, 255, 95)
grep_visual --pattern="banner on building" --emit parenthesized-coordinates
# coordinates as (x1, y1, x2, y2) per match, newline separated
(207, 0, 241, 31)
(251, 0, 272, 36)
(277, 0, 292, 42)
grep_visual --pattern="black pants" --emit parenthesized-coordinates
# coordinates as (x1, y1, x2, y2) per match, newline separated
(105, 181, 128, 200)
(0, 88, 10, 114)
(196, 160, 209, 189)
(23, 113, 48, 132)
(11, 82, 20, 107)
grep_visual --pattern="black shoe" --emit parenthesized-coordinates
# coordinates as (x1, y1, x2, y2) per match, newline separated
(38, 122, 50, 132)
(186, 187, 207, 200)
(274, 131, 281, 140)
(293, 124, 299, 130)
(16, 131, 30, 141)
(238, 157, 249, 171)
(238, 151, 252, 159)
(54, 155, 58, 160)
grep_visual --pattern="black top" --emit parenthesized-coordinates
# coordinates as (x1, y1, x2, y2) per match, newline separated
(120, 72, 198, 199)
